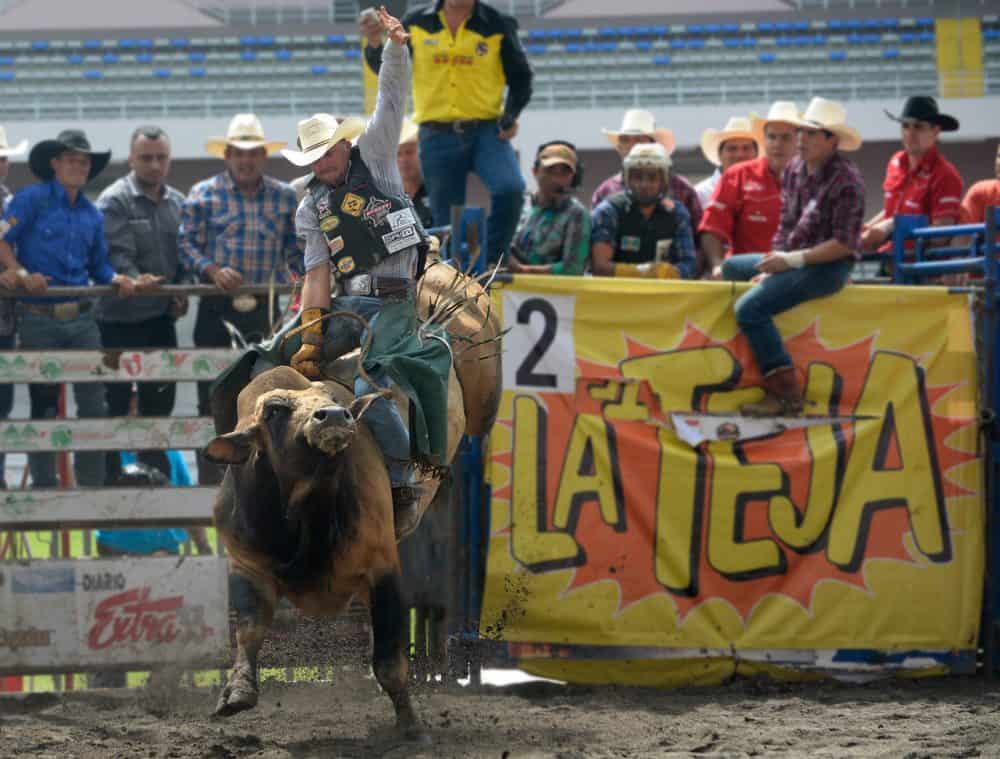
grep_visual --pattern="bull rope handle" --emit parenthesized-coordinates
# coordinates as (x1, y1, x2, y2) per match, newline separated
(280, 309, 388, 399)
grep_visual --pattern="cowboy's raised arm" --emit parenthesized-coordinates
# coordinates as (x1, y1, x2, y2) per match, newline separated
(358, 8, 410, 168)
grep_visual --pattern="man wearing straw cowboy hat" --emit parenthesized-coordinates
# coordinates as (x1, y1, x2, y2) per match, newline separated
(283, 6, 449, 531)
(722, 97, 865, 417)
(178, 113, 299, 486)
(700, 102, 799, 280)
(695, 114, 762, 208)
(0, 129, 138, 488)
(592, 109, 703, 234)
(0, 125, 26, 488)
(860, 95, 963, 253)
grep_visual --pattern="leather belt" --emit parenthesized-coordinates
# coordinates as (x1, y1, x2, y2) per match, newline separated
(343, 274, 413, 298)
(20, 300, 92, 321)
(420, 119, 491, 134)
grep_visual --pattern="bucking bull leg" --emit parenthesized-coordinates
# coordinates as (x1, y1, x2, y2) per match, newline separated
(371, 571, 426, 741)
(215, 573, 276, 717)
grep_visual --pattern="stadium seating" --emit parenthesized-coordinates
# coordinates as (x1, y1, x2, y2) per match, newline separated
(0, 12, 977, 118)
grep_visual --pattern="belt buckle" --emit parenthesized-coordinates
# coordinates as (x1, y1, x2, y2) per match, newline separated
(53, 302, 79, 321)
(453, 120, 467, 135)
(346, 274, 372, 296)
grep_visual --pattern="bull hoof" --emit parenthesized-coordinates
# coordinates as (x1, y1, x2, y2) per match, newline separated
(396, 722, 431, 745)
(213, 671, 258, 717)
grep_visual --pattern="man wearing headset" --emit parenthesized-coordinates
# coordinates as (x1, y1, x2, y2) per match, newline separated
(507, 141, 590, 275)
(591, 143, 697, 279)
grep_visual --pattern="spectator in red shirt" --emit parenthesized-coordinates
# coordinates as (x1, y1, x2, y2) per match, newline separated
(960, 143, 1000, 226)
(860, 96, 963, 253)
(700, 102, 799, 279)
(722, 98, 865, 417)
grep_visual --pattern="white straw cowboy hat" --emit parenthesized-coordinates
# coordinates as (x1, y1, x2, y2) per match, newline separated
(0, 126, 27, 158)
(792, 97, 863, 152)
(700, 115, 761, 166)
(280, 113, 366, 167)
(399, 116, 419, 146)
(602, 109, 676, 155)
(750, 101, 801, 141)
(206, 113, 286, 159)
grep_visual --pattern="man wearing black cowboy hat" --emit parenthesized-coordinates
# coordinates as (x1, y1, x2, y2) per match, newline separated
(860, 96, 963, 253)
(0, 128, 137, 488)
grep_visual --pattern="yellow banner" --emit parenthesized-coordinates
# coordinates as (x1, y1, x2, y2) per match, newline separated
(482, 277, 983, 683)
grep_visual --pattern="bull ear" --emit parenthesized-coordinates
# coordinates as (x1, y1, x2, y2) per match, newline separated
(203, 426, 260, 464)
(349, 391, 390, 422)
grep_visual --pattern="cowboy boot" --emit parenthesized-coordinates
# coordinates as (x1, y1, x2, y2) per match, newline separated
(740, 366, 805, 417)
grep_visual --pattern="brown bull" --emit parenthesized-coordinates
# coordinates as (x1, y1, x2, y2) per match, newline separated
(203, 264, 501, 738)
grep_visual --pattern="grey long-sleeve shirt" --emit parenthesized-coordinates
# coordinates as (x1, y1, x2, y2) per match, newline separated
(298, 38, 416, 279)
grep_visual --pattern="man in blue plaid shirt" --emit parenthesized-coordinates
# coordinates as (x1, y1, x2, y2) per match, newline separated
(178, 113, 300, 485)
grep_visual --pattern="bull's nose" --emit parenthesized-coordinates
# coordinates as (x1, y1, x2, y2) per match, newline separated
(312, 406, 353, 425)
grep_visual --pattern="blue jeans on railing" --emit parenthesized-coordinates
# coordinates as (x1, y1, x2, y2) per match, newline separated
(418, 121, 525, 268)
(17, 310, 107, 488)
(722, 254, 853, 374)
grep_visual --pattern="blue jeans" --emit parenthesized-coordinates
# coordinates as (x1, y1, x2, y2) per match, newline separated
(17, 310, 108, 487)
(418, 121, 525, 267)
(330, 295, 412, 488)
(722, 254, 853, 374)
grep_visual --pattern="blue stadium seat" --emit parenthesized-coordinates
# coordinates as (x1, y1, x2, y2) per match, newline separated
(118, 39, 136, 48)
(687, 24, 703, 34)
(670, 39, 686, 49)
(135, 53, 153, 63)
(985, 29, 1000, 41)
(900, 32, 917, 43)
(344, 48, 360, 59)
(882, 48, 900, 59)
(775, 22, 793, 32)
(600, 41, 618, 52)
(847, 33, 863, 44)
(776, 36, 793, 47)
(326, 34, 346, 43)
(635, 40, 652, 51)
(83, 70, 103, 79)
(863, 19, 881, 29)
(241, 50, 257, 61)
(275, 49, 292, 60)
(189, 51, 206, 62)
(189, 67, 206, 77)
(31, 41, 49, 50)
(154, 69, 171, 78)
(170, 38, 189, 47)
(652, 25, 668, 36)
(67, 54, 83, 64)
(257, 35, 275, 45)
(137, 39, 152, 48)
(525, 43, 546, 54)
(565, 28, 584, 38)
(653, 54, 671, 65)
(882, 18, 898, 29)
(565, 42, 583, 52)
(793, 21, 810, 31)
(916, 17, 934, 26)
(742, 37, 758, 47)
(845, 20, 862, 30)
(84, 40, 102, 49)
(918, 31, 935, 42)
(722, 23, 739, 33)
(240, 35, 257, 45)
(0, 71, 12, 81)
(829, 50, 846, 61)
(0, 56, 13, 66)
(311, 64, 328, 74)
(704, 23, 721, 34)
(759, 52, 776, 63)
(828, 20, 843, 30)
(529, 29, 547, 40)
(758, 22, 775, 32)
(723, 38, 742, 48)
(863, 33, 882, 43)
(103, 53, 119, 64)
(813, 34, 827, 44)
(597, 27, 616, 38)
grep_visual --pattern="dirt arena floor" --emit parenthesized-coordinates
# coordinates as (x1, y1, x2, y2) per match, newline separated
(3, 671, 1000, 758)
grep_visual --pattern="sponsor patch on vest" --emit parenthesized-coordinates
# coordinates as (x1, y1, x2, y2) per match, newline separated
(327, 235, 345, 254)
(476, 41, 489, 56)
(364, 197, 392, 226)
(656, 239, 673, 258)
(320, 215, 340, 233)
(383, 225, 420, 254)
(621, 235, 641, 252)
(386, 207, 417, 231)
(340, 193, 366, 217)
(316, 195, 331, 214)
(337, 256, 355, 274)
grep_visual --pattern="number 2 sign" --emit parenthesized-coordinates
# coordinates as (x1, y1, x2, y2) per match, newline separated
(501, 291, 576, 394)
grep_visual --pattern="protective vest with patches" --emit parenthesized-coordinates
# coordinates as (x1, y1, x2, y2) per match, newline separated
(607, 191, 679, 265)
(307, 146, 428, 280)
